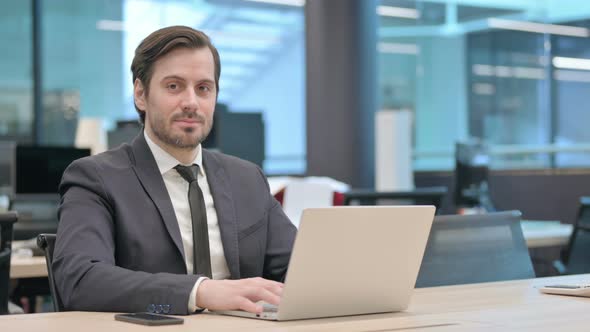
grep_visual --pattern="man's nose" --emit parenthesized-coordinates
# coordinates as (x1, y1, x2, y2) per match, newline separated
(180, 89, 199, 111)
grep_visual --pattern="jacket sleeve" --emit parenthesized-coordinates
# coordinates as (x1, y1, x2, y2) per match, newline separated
(53, 158, 200, 315)
(256, 166, 297, 282)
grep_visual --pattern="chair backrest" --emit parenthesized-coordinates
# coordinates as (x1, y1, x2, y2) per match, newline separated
(36, 233, 63, 312)
(562, 197, 590, 274)
(416, 211, 535, 287)
(343, 186, 447, 213)
(0, 211, 18, 315)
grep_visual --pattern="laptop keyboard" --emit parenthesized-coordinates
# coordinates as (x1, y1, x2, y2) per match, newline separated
(262, 303, 278, 313)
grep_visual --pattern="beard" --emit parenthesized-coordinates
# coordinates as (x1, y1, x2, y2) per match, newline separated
(150, 110, 212, 150)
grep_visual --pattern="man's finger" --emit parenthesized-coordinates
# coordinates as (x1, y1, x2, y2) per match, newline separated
(250, 277, 283, 288)
(246, 287, 281, 306)
(235, 297, 263, 314)
(264, 283, 284, 297)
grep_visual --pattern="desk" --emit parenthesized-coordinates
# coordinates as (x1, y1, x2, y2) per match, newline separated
(10, 256, 47, 279)
(521, 221, 573, 248)
(1, 274, 589, 331)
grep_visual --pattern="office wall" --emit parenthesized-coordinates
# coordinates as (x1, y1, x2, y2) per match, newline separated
(230, 37, 305, 174)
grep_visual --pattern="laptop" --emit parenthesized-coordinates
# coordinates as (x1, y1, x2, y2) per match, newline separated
(214, 205, 435, 321)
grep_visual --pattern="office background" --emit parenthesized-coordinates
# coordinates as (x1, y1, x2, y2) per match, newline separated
(4, 0, 590, 317)
(2, 0, 590, 220)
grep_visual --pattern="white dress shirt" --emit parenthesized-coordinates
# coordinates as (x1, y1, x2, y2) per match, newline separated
(144, 132, 230, 312)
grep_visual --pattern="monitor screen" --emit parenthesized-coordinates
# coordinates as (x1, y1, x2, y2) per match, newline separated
(0, 141, 16, 195)
(15, 146, 91, 194)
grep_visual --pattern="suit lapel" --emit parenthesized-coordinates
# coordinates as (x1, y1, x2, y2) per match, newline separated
(129, 133, 186, 265)
(203, 150, 240, 279)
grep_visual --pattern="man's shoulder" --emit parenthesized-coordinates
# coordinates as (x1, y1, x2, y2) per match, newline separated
(71, 143, 134, 171)
(203, 149, 261, 172)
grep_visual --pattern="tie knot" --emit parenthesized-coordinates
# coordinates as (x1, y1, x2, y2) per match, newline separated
(175, 164, 200, 183)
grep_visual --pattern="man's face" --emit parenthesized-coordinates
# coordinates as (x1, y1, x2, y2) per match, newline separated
(135, 47, 217, 150)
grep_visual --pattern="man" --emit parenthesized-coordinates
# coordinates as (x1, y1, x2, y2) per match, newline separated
(54, 26, 297, 315)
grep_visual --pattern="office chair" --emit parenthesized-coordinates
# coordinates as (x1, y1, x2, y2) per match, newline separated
(36, 234, 63, 312)
(0, 211, 18, 315)
(554, 197, 590, 275)
(454, 140, 495, 212)
(343, 186, 447, 214)
(416, 211, 535, 287)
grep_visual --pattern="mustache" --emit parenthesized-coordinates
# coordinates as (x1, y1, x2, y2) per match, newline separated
(171, 111, 207, 122)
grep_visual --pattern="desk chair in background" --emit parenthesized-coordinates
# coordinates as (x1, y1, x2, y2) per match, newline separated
(454, 140, 495, 212)
(416, 211, 535, 287)
(554, 197, 590, 275)
(343, 186, 447, 214)
(0, 211, 18, 315)
(36, 234, 62, 312)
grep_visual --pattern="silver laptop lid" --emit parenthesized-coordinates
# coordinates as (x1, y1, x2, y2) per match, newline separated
(277, 205, 435, 320)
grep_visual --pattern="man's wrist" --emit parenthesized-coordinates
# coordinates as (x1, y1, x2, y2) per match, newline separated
(188, 276, 209, 312)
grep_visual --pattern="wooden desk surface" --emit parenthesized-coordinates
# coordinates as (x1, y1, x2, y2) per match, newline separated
(10, 256, 47, 279)
(1, 274, 589, 331)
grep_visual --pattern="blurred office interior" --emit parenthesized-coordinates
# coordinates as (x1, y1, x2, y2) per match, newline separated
(3, 0, 590, 312)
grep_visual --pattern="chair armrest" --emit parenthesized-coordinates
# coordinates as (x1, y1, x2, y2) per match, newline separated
(552, 259, 567, 275)
(0, 249, 10, 265)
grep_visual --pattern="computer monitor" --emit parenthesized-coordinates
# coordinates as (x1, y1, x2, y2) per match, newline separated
(15, 145, 91, 195)
(107, 120, 142, 149)
(0, 141, 16, 196)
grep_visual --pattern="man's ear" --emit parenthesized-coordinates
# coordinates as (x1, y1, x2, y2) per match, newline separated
(134, 79, 147, 111)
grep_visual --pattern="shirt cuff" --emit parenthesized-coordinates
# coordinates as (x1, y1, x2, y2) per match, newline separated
(188, 276, 209, 313)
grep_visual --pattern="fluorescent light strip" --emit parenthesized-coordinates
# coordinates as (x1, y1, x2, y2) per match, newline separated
(554, 69, 590, 82)
(243, 2, 420, 20)
(377, 5, 419, 19)
(96, 20, 125, 31)
(472, 83, 496, 95)
(553, 56, 590, 71)
(378, 42, 419, 55)
(472, 64, 545, 80)
(244, 0, 304, 7)
(488, 18, 590, 38)
(203, 29, 281, 45)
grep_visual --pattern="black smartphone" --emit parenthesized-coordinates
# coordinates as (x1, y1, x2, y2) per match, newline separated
(114, 312, 184, 326)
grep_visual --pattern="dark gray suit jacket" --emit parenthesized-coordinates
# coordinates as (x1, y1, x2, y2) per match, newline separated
(54, 133, 296, 315)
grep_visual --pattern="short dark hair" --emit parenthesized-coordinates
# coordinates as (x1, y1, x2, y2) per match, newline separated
(131, 26, 221, 124)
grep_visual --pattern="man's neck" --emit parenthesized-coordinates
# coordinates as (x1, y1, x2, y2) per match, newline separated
(145, 129, 198, 165)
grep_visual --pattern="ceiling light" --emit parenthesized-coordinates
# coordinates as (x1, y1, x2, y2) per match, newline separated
(377, 5, 419, 19)
(553, 56, 590, 71)
(244, 0, 304, 7)
(96, 20, 125, 31)
(378, 42, 419, 55)
(488, 18, 590, 38)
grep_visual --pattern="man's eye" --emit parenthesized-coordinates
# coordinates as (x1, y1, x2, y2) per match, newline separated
(168, 83, 178, 90)
(199, 86, 210, 92)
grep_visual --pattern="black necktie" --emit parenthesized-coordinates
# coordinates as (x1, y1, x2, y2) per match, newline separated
(174, 164, 212, 278)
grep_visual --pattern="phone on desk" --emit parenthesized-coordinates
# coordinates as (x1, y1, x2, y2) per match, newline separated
(115, 313, 184, 326)
(539, 284, 590, 297)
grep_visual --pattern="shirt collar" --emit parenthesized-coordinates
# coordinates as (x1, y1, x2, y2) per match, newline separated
(144, 130, 204, 176)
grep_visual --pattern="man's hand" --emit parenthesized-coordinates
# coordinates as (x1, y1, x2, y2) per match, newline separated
(196, 277, 284, 313)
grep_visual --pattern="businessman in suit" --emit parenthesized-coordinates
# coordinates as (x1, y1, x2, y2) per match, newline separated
(54, 26, 297, 315)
